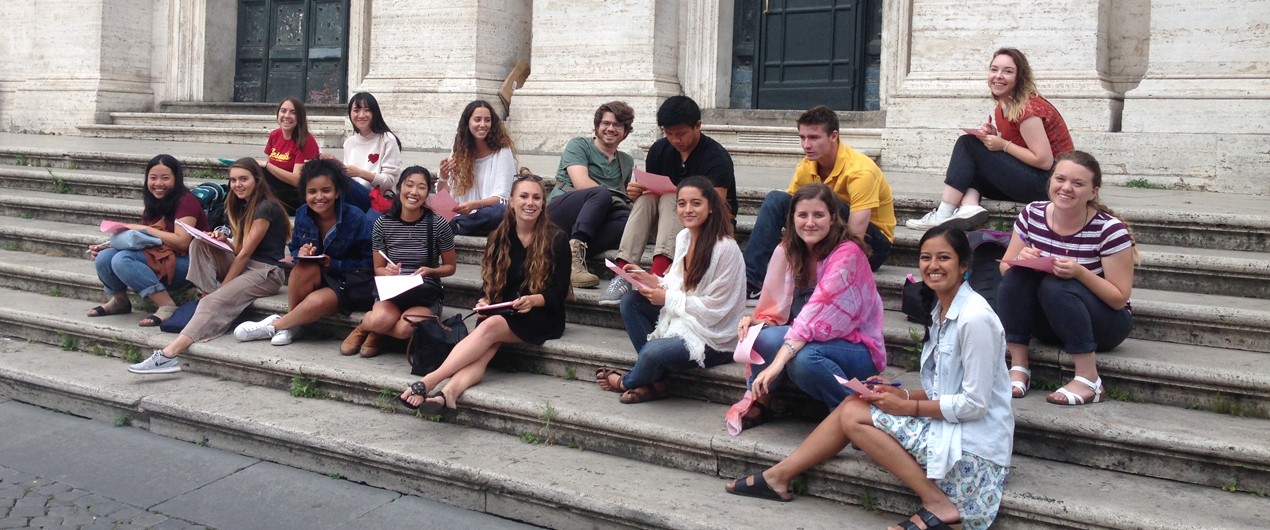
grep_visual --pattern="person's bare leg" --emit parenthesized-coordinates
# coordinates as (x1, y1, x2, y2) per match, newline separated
(385, 306, 434, 340)
(725, 398, 853, 497)
(425, 343, 502, 409)
(1007, 342, 1030, 397)
(400, 316, 520, 406)
(161, 334, 195, 358)
(959, 188, 981, 207)
(939, 185, 967, 207)
(839, 399, 959, 529)
(286, 263, 322, 310)
(148, 290, 176, 309)
(272, 288, 339, 330)
(360, 301, 404, 335)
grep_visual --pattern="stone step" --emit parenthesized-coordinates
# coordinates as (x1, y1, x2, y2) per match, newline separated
(158, 101, 348, 116)
(107, 112, 348, 131)
(0, 341, 897, 530)
(2, 292, 1269, 528)
(79, 123, 347, 149)
(2, 249, 1266, 418)
(2, 143, 1268, 251)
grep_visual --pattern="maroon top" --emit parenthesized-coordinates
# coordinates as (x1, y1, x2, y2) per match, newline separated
(1013, 201, 1134, 278)
(995, 96, 1073, 159)
(142, 192, 210, 234)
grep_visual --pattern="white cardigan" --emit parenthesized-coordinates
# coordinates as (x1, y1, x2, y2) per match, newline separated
(650, 229, 747, 366)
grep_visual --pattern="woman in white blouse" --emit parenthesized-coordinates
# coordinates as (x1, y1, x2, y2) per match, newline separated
(727, 226, 1014, 530)
(594, 177, 747, 404)
(438, 100, 517, 235)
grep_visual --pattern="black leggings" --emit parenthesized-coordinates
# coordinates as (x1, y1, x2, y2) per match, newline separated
(547, 187, 629, 256)
(944, 135, 1050, 203)
(996, 268, 1133, 354)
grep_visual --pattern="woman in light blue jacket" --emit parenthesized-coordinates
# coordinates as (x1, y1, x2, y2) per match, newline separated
(726, 225, 1014, 530)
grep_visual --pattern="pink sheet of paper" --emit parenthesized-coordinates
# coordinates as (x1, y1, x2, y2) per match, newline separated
(99, 220, 130, 234)
(961, 128, 988, 137)
(998, 256, 1056, 274)
(176, 220, 234, 253)
(375, 275, 423, 300)
(476, 300, 517, 312)
(733, 324, 766, 364)
(279, 254, 328, 264)
(425, 189, 460, 222)
(604, 259, 650, 290)
(633, 168, 678, 196)
(833, 374, 877, 396)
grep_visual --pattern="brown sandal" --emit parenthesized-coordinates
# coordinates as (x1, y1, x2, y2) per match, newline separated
(595, 367, 626, 393)
(619, 384, 669, 404)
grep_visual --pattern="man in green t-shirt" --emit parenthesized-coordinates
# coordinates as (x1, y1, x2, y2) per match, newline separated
(548, 101, 636, 288)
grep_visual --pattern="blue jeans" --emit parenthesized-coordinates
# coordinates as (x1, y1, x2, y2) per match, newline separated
(996, 268, 1133, 354)
(94, 247, 189, 298)
(745, 325, 879, 410)
(452, 203, 506, 236)
(619, 291, 730, 388)
(743, 191, 891, 289)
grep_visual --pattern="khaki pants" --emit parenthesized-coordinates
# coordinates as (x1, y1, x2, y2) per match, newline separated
(616, 192, 681, 265)
(181, 239, 285, 342)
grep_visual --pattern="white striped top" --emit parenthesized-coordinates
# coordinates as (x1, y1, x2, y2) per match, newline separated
(1013, 201, 1134, 277)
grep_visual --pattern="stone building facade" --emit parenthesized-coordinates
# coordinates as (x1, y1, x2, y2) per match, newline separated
(0, 0, 1265, 193)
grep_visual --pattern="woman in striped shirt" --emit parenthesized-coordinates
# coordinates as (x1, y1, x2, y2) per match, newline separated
(341, 166, 456, 357)
(997, 151, 1137, 405)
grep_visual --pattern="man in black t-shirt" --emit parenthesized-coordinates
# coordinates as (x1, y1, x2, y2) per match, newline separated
(599, 96, 737, 305)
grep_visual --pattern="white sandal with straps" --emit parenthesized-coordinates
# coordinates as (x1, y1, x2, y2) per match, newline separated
(1009, 366, 1031, 398)
(1047, 375, 1103, 406)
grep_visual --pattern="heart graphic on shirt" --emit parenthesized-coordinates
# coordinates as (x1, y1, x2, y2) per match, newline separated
(368, 153, 380, 164)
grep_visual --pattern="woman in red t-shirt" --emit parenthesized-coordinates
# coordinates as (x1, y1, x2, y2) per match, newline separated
(262, 97, 320, 214)
(908, 47, 1074, 231)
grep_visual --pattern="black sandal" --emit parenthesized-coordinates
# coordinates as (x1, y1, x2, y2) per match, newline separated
(398, 381, 428, 410)
(87, 301, 132, 318)
(895, 508, 963, 530)
(726, 472, 793, 502)
(138, 305, 177, 327)
(741, 401, 774, 430)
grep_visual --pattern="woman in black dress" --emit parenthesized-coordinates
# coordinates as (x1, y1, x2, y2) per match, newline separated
(398, 174, 571, 413)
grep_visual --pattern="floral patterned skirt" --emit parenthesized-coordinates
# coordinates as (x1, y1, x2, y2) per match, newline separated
(871, 407, 1009, 530)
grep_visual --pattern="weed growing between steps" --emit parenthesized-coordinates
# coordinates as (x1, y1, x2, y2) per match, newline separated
(903, 328, 923, 371)
(993, 218, 1012, 232)
(1104, 388, 1144, 403)
(114, 337, 143, 364)
(1124, 178, 1168, 190)
(289, 377, 330, 399)
(113, 413, 131, 427)
(57, 332, 77, 352)
(857, 486, 881, 513)
(375, 388, 397, 413)
(0, 242, 16, 251)
(327, 473, 345, 480)
(1212, 394, 1269, 419)
(44, 287, 61, 298)
(564, 367, 577, 380)
(1223, 481, 1269, 498)
(19, 212, 34, 220)
(50, 170, 75, 195)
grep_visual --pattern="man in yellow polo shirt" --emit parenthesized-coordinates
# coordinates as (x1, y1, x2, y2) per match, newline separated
(743, 106, 895, 296)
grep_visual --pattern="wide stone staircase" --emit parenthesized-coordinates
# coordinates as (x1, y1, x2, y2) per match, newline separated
(0, 136, 1268, 529)
(77, 103, 350, 148)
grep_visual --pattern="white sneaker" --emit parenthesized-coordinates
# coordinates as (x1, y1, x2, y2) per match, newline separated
(128, 351, 181, 375)
(905, 209, 951, 230)
(947, 205, 990, 230)
(271, 326, 302, 346)
(235, 314, 280, 342)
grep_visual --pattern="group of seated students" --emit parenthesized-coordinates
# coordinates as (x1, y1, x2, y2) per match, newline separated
(90, 46, 1139, 530)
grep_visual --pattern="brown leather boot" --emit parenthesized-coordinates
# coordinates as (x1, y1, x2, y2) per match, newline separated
(359, 332, 382, 358)
(341, 325, 369, 356)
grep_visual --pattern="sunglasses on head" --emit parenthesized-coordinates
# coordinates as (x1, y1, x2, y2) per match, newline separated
(514, 173, 543, 182)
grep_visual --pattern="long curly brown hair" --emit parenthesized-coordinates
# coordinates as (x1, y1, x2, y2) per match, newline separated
(481, 176, 564, 303)
(782, 183, 869, 288)
(451, 100, 516, 197)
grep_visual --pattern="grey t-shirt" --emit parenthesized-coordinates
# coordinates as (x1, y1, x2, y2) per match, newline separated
(248, 201, 289, 265)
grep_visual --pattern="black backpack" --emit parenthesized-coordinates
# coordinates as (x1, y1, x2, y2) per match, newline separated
(967, 230, 1011, 312)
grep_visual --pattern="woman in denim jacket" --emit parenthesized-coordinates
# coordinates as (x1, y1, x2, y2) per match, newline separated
(235, 158, 374, 346)
(728, 226, 1014, 530)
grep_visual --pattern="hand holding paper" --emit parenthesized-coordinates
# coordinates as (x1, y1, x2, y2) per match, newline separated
(961, 128, 988, 138)
(998, 256, 1056, 274)
(833, 374, 876, 396)
(733, 324, 766, 364)
(176, 220, 234, 253)
(605, 259, 649, 290)
(633, 168, 677, 196)
(425, 189, 460, 222)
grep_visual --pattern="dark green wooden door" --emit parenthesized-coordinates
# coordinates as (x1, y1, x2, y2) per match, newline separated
(745, 0, 879, 111)
(234, 0, 349, 104)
